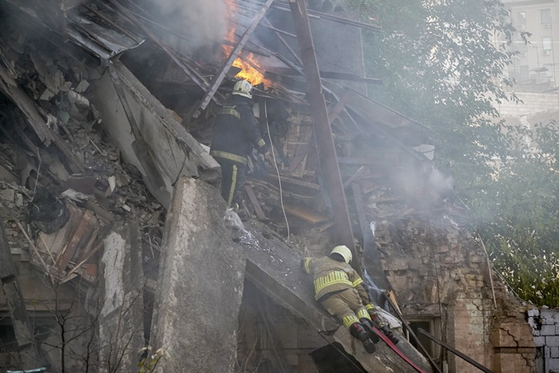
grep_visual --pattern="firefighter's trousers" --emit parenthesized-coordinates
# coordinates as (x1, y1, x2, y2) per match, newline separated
(320, 288, 372, 329)
(215, 157, 247, 207)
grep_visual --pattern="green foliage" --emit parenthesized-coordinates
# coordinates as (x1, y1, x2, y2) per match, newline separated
(472, 122, 559, 306)
(342, 0, 521, 189)
(341, 0, 559, 306)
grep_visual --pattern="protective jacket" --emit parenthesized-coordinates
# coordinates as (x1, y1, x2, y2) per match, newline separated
(302, 256, 371, 304)
(210, 95, 268, 164)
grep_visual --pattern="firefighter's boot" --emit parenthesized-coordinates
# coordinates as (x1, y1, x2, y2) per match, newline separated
(381, 326, 400, 345)
(349, 323, 376, 354)
(359, 318, 380, 343)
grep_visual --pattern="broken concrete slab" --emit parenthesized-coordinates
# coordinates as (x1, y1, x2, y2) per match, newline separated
(90, 61, 220, 208)
(240, 221, 338, 332)
(150, 177, 246, 372)
(99, 223, 145, 373)
(334, 327, 433, 373)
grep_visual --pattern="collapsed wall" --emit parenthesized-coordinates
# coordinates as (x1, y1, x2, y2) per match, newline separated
(149, 177, 246, 372)
(376, 217, 536, 372)
(152, 177, 432, 372)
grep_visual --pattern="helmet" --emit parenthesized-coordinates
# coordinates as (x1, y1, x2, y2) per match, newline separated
(232, 80, 253, 99)
(330, 245, 352, 264)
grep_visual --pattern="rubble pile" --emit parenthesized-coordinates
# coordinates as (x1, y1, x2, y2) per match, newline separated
(0, 26, 165, 286)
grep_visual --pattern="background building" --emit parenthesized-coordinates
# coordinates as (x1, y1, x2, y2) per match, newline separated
(503, 0, 559, 91)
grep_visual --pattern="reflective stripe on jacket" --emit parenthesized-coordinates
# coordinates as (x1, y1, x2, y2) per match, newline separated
(302, 256, 371, 302)
(210, 96, 268, 160)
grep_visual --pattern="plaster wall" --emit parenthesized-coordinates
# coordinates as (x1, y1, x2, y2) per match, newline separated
(90, 61, 220, 208)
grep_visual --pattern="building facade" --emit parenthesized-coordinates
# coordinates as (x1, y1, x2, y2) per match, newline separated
(503, 0, 559, 91)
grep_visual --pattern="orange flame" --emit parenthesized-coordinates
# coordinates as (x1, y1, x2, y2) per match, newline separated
(224, 0, 269, 87)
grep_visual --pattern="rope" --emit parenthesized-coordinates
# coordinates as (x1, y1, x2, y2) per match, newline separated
(264, 101, 290, 241)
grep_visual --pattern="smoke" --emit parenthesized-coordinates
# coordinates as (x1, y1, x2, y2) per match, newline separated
(427, 167, 455, 199)
(391, 162, 455, 209)
(157, 0, 227, 49)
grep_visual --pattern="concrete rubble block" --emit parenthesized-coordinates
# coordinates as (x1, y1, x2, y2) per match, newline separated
(239, 221, 338, 333)
(150, 177, 246, 373)
(99, 223, 145, 373)
(333, 327, 433, 373)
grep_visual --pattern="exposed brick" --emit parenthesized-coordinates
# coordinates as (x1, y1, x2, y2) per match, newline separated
(546, 336, 559, 347)
(547, 357, 559, 372)
(533, 336, 545, 347)
(541, 325, 556, 336)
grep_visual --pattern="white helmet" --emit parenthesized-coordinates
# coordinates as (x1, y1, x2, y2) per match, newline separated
(232, 80, 253, 99)
(330, 245, 352, 264)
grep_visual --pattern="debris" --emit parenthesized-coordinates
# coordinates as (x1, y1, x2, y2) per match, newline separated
(284, 203, 329, 224)
(75, 79, 90, 93)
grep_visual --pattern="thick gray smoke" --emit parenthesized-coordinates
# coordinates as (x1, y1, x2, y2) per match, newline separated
(158, 0, 227, 49)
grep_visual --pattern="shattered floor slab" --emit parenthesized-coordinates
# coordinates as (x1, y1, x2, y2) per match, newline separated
(150, 177, 246, 372)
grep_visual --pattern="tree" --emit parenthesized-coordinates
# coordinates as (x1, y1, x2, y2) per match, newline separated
(341, 0, 559, 306)
(471, 122, 559, 306)
(342, 0, 518, 187)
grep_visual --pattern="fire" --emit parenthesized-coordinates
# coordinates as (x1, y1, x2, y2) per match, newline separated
(223, 0, 269, 87)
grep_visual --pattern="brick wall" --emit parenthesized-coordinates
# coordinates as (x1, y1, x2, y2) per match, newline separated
(528, 308, 559, 372)
(376, 217, 536, 372)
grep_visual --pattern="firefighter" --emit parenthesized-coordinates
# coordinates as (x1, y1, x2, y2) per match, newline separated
(301, 245, 379, 354)
(210, 80, 268, 210)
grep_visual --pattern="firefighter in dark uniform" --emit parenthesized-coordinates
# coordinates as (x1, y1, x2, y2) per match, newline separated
(302, 245, 380, 353)
(210, 80, 268, 209)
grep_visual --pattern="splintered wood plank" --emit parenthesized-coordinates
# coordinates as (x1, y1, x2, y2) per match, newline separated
(73, 219, 99, 264)
(342, 165, 367, 188)
(284, 204, 329, 224)
(245, 185, 267, 220)
(57, 210, 93, 271)
(328, 89, 352, 124)
(288, 142, 311, 174)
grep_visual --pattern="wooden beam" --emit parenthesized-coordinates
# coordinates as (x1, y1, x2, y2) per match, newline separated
(245, 185, 267, 220)
(289, 0, 355, 260)
(284, 204, 329, 224)
(328, 89, 352, 125)
(342, 166, 366, 188)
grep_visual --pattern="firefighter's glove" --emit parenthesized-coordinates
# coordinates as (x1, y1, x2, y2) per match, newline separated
(365, 304, 383, 328)
(365, 303, 376, 315)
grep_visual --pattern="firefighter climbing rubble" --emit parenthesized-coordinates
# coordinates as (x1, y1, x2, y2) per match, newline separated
(301, 245, 399, 354)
